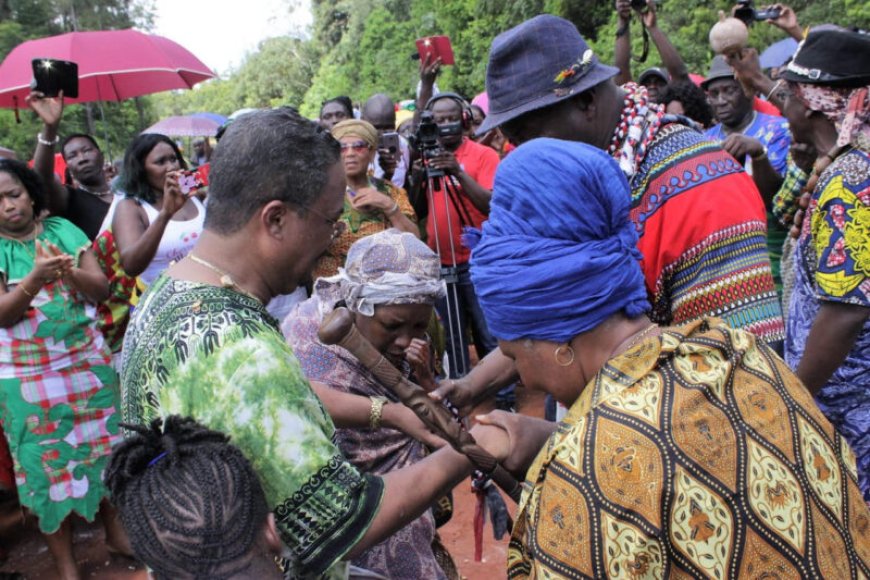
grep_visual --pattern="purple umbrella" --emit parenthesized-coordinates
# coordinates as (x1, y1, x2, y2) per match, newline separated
(142, 114, 221, 137)
(760, 37, 799, 69)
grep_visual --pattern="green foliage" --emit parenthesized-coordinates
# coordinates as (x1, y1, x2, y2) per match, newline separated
(4, 0, 870, 158)
(0, 0, 158, 159)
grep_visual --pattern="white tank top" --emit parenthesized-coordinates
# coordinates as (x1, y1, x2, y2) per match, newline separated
(139, 196, 206, 286)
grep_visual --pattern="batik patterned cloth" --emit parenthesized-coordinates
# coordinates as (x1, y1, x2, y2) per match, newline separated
(508, 318, 870, 579)
(312, 176, 417, 281)
(285, 294, 451, 580)
(121, 276, 384, 579)
(627, 120, 785, 346)
(0, 217, 119, 534)
(786, 147, 870, 502)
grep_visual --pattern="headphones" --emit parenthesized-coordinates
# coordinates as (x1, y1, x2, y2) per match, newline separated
(425, 92, 473, 130)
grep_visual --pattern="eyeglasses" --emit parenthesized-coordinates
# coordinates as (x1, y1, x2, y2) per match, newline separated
(307, 205, 347, 241)
(340, 141, 370, 153)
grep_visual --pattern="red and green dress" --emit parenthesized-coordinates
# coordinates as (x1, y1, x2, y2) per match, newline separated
(0, 217, 120, 534)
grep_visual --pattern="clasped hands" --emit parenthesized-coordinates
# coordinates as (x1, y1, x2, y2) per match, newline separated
(33, 240, 74, 284)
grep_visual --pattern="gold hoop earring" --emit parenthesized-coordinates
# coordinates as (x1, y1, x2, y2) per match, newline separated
(554, 344, 575, 367)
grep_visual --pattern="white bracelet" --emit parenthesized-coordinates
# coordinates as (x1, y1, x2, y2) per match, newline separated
(37, 133, 59, 147)
(385, 202, 400, 217)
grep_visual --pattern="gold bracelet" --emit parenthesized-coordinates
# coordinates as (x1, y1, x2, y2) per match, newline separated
(17, 281, 38, 298)
(369, 396, 388, 430)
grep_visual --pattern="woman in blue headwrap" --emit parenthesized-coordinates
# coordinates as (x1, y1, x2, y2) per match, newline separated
(471, 139, 870, 578)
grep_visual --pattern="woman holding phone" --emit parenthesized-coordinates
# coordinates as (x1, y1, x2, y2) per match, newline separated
(113, 133, 205, 287)
(312, 119, 419, 280)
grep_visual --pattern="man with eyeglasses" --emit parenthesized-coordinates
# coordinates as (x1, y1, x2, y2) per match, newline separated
(119, 107, 535, 579)
(27, 90, 117, 240)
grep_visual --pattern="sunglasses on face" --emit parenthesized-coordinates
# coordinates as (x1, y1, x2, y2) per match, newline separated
(340, 141, 370, 153)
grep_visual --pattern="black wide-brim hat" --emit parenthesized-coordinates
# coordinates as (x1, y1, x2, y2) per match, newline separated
(780, 29, 870, 88)
(477, 15, 619, 136)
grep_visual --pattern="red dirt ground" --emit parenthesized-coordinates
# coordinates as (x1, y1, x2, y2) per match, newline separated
(0, 387, 546, 579)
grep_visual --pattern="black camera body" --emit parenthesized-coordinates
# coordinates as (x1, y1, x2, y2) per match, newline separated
(734, 0, 781, 24)
(631, 0, 661, 9)
(412, 111, 464, 180)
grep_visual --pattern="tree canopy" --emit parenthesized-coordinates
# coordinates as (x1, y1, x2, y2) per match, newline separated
(3, 0, 869, 159)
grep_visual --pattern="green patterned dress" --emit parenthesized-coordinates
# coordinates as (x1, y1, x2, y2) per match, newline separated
(0, 217, 119, 534)
(120, 275, 384, 579)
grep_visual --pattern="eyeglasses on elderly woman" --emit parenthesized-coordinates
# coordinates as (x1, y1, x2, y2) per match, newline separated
(339, 141, 371, 153)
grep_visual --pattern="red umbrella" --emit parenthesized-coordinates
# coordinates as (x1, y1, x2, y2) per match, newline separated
(0, 29, 215, 108)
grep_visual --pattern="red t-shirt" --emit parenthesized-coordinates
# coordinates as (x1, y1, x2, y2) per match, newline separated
(753, 96, 781, 116)
(426, 138, 499, 265)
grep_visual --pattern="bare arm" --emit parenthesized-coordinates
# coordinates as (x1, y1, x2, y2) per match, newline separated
(430, 347, 519, 416)
(350, 416, 552, 556)
(414, 54, 441, 126)
(614, 0, 633, 85)
(386, 209, 419, 237)
(112, 199, 167, 277)
(455, 171, 491, 214)
(26, 92, 68, 215)
(766, 4, 803, 41)
(749, 154, 786, 206)
(113, 173, 186, 277)
(796, 302, 869, 395)
(64, 248, 109, 303)
(310, 381, 444, 448)
(643, 2, 689, 84)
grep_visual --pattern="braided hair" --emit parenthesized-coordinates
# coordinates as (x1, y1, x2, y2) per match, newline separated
(105, 416, 269, 580)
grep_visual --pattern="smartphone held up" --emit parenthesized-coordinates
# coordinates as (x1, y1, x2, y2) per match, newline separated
(178, 170, 206, 196)
(30, 58, 79, 98)
(412, 35, 455, 65)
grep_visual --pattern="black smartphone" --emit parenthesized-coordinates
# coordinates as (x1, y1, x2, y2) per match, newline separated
(31, 58, 79, 99)
(379, 131, 400, 155)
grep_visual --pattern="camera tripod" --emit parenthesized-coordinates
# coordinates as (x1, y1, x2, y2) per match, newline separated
(421, 157, 477, 379)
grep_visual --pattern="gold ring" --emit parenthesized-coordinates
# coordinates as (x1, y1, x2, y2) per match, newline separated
(55, 269, 63, 278)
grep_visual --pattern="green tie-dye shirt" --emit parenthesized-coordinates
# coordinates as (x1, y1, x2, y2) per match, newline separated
(121, 275, 384, 578)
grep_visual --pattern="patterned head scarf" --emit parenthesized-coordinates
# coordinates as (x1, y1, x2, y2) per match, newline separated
(314, 229, 446, 316)
(331, 119, 378, 148)
(791, 83, 870, 150)
(471, 138, 650, 343)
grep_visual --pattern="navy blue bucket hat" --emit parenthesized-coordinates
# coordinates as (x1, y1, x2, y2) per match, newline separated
(477, 15, 619, 135)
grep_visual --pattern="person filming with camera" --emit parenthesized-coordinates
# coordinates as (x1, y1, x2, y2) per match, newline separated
(410, 63, 502, 391)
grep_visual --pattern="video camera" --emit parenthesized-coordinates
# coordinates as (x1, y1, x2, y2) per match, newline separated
(630, 0, 661, 10)
(734, 0, 781, 25)
(411, 110, 463, 180)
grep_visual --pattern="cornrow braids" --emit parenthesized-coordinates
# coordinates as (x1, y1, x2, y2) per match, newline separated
(105, 416, 269, 580)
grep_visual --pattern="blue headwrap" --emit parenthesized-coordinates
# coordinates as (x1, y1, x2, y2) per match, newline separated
(470, 138, 650, 343)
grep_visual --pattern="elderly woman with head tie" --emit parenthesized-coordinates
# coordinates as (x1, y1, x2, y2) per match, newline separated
(470, 139, 870, 578)
(284, 229, 459, 579)
(312, 120, 420, 281)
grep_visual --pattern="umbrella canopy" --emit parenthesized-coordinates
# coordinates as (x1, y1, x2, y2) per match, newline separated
(191, 112, 227, 125)
(0, 29, 215, 108)
(760, 37, 799, 69)
(142, 114, 222, 137)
